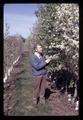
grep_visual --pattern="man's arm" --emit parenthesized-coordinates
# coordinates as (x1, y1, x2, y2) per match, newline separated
(31, 56, 47, 70)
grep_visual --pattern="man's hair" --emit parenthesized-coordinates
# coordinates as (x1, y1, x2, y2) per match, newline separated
(33, 43, 42, 51)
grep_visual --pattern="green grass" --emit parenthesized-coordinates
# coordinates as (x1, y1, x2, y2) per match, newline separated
(12, 51, 54, 116)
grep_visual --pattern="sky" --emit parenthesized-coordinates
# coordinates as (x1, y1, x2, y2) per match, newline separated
(4, 4, 39, 39)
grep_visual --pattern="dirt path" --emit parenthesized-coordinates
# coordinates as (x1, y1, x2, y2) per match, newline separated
(12, 51, 79, 116)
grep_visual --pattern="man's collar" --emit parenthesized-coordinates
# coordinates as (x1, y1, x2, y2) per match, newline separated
(34, 52, 41, 59)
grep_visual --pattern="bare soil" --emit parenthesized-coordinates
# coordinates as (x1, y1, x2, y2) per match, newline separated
(47, 89, 78, 116)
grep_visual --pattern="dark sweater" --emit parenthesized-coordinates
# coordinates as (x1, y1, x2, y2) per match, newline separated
(30, 53, 47, 76)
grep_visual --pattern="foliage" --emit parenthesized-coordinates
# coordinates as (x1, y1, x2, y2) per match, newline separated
(4, 35, 24, 76)
(4, 23, 10, 39)
(32, 3, 79, 81)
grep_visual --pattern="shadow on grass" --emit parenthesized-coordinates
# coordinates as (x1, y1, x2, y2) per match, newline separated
(44, 88, 56, 100)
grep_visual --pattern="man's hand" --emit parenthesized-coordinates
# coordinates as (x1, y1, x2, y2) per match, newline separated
(45, 57, 51, 63)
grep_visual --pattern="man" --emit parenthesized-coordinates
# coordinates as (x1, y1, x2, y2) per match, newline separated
(30, 44, 51, 105)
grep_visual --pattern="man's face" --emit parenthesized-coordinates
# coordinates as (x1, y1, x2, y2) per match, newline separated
(36, 45, 43, 54)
